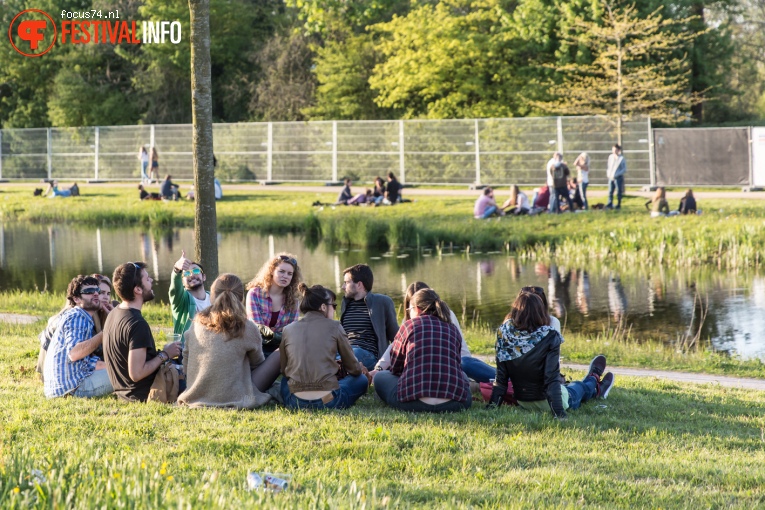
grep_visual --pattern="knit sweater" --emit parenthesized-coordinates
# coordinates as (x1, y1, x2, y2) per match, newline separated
(178, 320, 271, 409)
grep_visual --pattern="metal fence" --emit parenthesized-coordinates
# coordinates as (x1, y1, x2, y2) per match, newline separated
(0, 116, 653, 185)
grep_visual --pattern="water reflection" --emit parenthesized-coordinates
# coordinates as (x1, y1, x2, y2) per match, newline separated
(2, 223, 765, 360)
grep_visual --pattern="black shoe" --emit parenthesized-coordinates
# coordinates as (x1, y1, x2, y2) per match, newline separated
(599, 372, 614, 398)
(585, 355, 606, 381)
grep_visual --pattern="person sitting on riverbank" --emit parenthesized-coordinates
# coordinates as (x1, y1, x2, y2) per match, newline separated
(530, 185, 550, 214)
(178, 273, 277, 409)
(501, 185, 530, 216)
(373, 288, 471, 413)
(645, 187, 671, 217)
(521, 285, 561, 334)
(138, 184, 161, 201)
(474, 187, 504, 219)
(383, 172, 402, 205)
(246, 254, 301, 358)
(160, 175, 180, 201)
(376, 282, 496, 384)
(336, 178, 353, 205)
(43, 275, 113, 399)
(280, 284, 369, 410)
(348, 189, 373, 206)
(488, 291, 613, 418)
(373, 177, 386, 205)
(170, 250, 210, 335)
(43, 180, 79, 198)
(679, 189, 697, 215)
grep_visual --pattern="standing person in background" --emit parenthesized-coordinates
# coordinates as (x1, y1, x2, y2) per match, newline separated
(170, 250, 210, 335)
(138, 146, 150, 184)
(246, 254, 302, 357)
(149, 147, 160, 184)
(606, 144, 627, 210)
(573, 152, 590, 210)
(384, 172, 402, 205)
(548, 153, 572, 214)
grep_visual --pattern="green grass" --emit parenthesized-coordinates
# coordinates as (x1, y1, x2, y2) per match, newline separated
(3, 185, 765, 268)
(2, 293, 765, 508)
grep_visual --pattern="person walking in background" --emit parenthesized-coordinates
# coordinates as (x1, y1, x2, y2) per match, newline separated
(178, 273, 277, 409)
(606, 144, 627, 210)
(573, 152, 590, 210)
(246, 254, 302, 357)
(474, 187, 503, 219)
(679, 189, 697, 214)
(280, 284, 369, 410)
(149, 147, 160, 183)
(138, 146, 150, 184)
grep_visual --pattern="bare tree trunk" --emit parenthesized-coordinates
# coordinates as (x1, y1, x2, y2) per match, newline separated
(189, 0, 218, 280)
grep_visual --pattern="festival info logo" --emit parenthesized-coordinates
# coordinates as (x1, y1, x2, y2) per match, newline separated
(9, 9, 57, 57)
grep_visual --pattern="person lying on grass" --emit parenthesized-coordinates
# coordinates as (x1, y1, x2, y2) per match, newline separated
(488, 291, 613, 418)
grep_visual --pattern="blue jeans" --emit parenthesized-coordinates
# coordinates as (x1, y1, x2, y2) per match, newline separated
(461, 356, 496, 383)
(565, 375, 598, 410)
(280, 373, 368, 410)
(550, 186, 572, 213)
(351, 347, 378, 371)
(481, 205, 498, 219)
(607, 176, 624, 208)
(580, 182, 589, 209)
(141, 161, 149, 182)
(373, 371, 471, 413)
(72, 369, 113, 398)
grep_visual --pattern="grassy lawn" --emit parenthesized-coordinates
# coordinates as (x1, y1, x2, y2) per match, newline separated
(2, 184, 765, 268)
(2, 294, 765, 508)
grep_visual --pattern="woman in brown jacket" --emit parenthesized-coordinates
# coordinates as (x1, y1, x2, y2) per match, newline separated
(178, 274, 278, 409)
(280, 284, 370, 409)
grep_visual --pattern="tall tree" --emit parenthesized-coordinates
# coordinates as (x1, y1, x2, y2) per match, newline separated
(533, 1, 706, 143)
(188, 0, 218, 279)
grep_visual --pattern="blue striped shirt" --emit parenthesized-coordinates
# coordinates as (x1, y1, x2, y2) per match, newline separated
(43, 307, 98, 398)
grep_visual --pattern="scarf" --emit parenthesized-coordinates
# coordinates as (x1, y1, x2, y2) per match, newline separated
(495, 320, 556, 363)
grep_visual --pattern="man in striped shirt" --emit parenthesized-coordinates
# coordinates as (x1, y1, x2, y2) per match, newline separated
(43, 275, 114, 398)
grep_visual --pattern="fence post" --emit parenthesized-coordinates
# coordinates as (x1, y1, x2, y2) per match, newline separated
(399, 120, 405, 184)
(0, 130, 3, 180)
(332, 121, 338, 182)
(749, 126, 754, 188)
(556, 116, 563, 154)
(648, 116, 656, 188)
(94, 127, 99, 181)
(266, 122, 273, 182)
(474, 119, 481, 185)
(47, 128, 52, 180)
(150, 124, 155, 152)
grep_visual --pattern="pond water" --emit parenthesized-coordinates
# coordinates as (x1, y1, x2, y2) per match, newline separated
(2, 223, 765, 360)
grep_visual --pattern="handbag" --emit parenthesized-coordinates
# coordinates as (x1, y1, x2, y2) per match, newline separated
(148, 362, 180, 403)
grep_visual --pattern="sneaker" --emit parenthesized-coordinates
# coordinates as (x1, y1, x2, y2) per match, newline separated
(266, 381, 283, 405)
(585, 354, 606, 381)
(599, 372, 614, 398)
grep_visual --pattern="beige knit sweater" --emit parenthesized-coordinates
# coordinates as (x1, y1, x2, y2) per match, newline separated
(179, 320, 271, 409)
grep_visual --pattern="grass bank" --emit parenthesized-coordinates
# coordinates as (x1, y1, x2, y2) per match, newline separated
(2, 296, 765, 507)
(3, 185, 765, 267)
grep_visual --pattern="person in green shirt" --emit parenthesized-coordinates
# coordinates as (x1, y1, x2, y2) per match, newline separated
(170, 250, 210, 334)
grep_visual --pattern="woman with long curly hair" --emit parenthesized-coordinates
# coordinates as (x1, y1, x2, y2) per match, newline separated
(246, 253, 302, 356)
(179, 273, 278, 409)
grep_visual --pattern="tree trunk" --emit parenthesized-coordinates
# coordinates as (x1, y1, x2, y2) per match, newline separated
(189, 0, 218, 280)
(690, 2, 704, 123)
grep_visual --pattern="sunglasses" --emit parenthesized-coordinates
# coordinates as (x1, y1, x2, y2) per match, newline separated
(327, 302, 337, 308)
(130, 262, 143, 287)
(278, 255, 298, 266)
(183, 267, 203, 278)
(80, 287, 101, 295)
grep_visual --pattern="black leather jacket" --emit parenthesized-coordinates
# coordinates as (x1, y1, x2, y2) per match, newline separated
(489, 329, 565, 418)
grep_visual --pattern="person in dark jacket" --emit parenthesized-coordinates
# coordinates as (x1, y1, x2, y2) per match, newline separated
(488, 291, 614, 418)
(679, 189, 697, 214)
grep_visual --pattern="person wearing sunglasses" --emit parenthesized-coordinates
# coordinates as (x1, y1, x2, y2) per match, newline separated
(43, 275, 114, 399)
(246, 253, 302, 357)
(170, 249, 211, 335)
(103, 261, 181, 402)
(279, 284, 369, 410)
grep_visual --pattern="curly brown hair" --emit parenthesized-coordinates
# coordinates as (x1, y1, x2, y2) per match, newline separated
(246, 253, 302, 312)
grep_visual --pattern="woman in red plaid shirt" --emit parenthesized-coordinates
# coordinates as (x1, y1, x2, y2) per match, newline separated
(373, 289, 471, 413)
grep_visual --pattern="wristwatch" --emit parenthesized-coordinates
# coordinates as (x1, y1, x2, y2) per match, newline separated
(157, 351, 169, 363)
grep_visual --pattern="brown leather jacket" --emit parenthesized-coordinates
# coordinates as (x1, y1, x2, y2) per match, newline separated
(280, 311, 362, 393)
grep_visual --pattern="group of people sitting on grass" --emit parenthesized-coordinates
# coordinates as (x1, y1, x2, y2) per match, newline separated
(36, 255, 614, 418)
(139, 175, 223, 202)
(645, 188, 699, 217)
(333, 172, 404, 206)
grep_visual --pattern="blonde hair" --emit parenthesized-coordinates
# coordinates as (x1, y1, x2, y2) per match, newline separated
(246, 253, 301, 312)
(574, 152, 590, 169)
(196, 273, 247, 339)
(508, 185, 520, 208)
(411, 288, 451, 324)
(653, 187, 666, 202)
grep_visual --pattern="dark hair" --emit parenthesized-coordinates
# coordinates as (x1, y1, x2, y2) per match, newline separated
(165, 174, 172, 180)
(344, 178, 352, 185)
(404, 281, 431, 320)
(483, 187, 493, 196)
(113, 262, 147, 302)
(298, 283, 335, 314)
(411, 289, 451, 323)
(685, 188, 694, 199)
(343, 264, 374, 292)
(196, 273, 246, 338)
(188, 261, 205, 274)
(387, 172, 398, 181)
(66, 275, 100, 306)
(613, 144, 622, 151)
(509, 292, 549, 332)
(520, 286, 548, 310)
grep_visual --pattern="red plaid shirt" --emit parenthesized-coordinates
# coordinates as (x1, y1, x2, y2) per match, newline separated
(389, 314, 469, 403)
(246, 286, 298, 333)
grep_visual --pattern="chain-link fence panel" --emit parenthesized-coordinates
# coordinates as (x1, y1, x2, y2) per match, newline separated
(213, 123, 267, 181)
(404, 119, 476, 184)
(337, 121, 400, 183)
(98, 126, 151, 180)
(271, 122, 333, 181)
(1, 128, 48, 179)
(50, 127, 96, 179)
(479, 117, 558, 185)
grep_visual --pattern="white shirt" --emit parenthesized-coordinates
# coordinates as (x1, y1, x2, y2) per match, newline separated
(193, 294, 211, 312)
(546, 159, 557, 186)
(518, 192, 530, 210)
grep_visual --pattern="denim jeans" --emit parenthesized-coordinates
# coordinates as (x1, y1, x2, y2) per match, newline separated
(351, 347, 378, 371)
(373, 371, 471, 413)
(141, 161, 149, 182)
(550, 186, 572, 213)
(607, 176, 624, 208)
(461, 356, 496, 383)
(580, 182, 589, 209)
(565, 375, 598, 410)
(481, 205, 498, 219)
(72, 369, 113, 398)
(280, 373, 368, 410)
